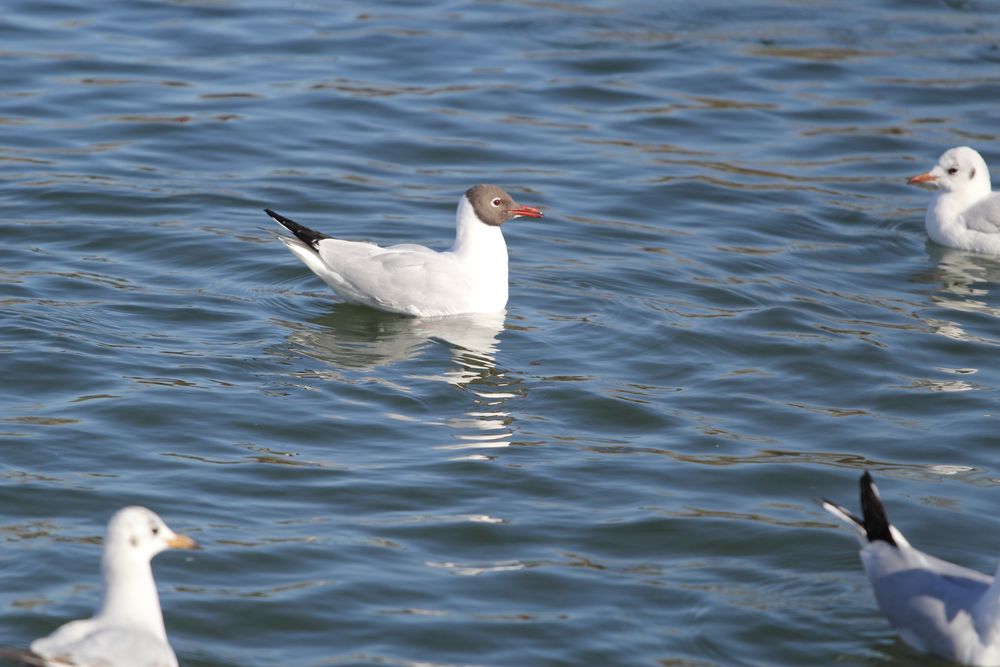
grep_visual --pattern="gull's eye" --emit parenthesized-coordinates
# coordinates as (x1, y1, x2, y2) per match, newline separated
(151, 526, 160, 536)
(947, 167, 958, 175)
(491, 198, 502, 207)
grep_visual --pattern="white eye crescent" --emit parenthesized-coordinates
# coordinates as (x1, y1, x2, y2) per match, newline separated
(491, 198, 502, 207)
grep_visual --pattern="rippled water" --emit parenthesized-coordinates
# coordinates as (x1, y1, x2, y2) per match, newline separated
(4, 0, 1000, 665)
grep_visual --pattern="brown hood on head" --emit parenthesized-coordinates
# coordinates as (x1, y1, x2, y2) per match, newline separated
(465, 184, 543, 226)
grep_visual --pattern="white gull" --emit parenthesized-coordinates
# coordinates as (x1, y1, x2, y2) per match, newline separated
(266, 184, 543, 317)
(821, 471, 1000, 666)
(18, 507, 197, 667)
(909, 146, 1000, 255)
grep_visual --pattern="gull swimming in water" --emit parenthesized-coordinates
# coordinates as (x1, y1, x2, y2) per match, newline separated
(266, 184, 543, 317)
(909, 146, 1000, 256)
(820, 472, 1000, 666)
(4, 507, 198, 667)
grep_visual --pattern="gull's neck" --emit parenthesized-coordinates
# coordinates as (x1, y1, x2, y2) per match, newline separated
(96, 548, 167, 640)
(449, 195, 508, 262)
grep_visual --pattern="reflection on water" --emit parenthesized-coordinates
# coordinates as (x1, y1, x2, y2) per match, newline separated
(285, 306, 505, 376)
(278, 307, 521, 458)
(916, 246, 1000, 346)
(927, 247, 1000, 310)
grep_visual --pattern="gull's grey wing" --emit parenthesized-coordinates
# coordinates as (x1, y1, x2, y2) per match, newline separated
(962, 194, 1000, 234)
(870, 566, 991, 658)
(33, 624, 178, 667)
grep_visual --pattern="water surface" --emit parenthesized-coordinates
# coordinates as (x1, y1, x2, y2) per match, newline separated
(3, 1, 1000, 665)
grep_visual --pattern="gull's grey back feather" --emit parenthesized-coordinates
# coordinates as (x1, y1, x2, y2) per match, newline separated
(962, 194, 1000, 234)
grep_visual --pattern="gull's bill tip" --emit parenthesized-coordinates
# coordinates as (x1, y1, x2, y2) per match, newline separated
(510, 205, 543, 219)
(907, 172, 937, 185)
(168, 533, 198, 550)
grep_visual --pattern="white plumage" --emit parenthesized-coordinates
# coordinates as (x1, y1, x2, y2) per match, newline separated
(821, 472, 1000, 666)
(267, 184, 543, 317)
(28, 507, 197, 667)
(909, 146, 1000, 255)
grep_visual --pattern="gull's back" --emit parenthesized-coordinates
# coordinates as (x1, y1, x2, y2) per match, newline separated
(310, 239, 501, 316)
(961, 194, 1000, 234)
(863, 541, 999, 664)
(32, 622, 178, 667)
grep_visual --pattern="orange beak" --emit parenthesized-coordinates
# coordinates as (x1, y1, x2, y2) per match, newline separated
(510, 205, 543, 219)
(907, 172, 937, 185)
(168, 534, 198, 550)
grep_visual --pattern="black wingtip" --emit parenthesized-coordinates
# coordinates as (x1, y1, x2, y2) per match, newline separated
(263, 208, 330, 249)
(860, 471, 897, 546)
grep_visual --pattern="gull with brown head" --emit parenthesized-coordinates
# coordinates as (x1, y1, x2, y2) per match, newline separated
(265, 183, 543, 317)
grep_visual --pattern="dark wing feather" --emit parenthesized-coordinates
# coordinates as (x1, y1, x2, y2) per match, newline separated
(264, 209, 330, 249)
(860, 471, 897, 546)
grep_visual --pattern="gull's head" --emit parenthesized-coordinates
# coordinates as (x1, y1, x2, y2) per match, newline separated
(465, 184, 543, 227)
(908, 146, 991, 196)
(104, 506, 197, 562)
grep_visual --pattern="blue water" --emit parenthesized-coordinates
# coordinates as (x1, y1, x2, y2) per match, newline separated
(4, 0, 1000, 665)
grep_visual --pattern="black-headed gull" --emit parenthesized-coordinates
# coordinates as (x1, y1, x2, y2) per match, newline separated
(23, 507, 197, 667)
(820, 472, 1000, 666)
(266, 184, 543, 317)
(909, 146, 1000, 256)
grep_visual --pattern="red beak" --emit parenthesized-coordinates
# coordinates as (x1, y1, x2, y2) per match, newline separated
(509, 205, 543, 219)
(907, 172, 936, 185)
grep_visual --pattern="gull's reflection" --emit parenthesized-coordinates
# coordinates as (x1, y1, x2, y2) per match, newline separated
(927, 245, 1000, 303)
(928, 244, 1000, 324)
(916, 246, 1000, 345)
(281, 306, 520, 457)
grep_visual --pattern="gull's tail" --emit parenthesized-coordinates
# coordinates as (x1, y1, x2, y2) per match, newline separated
(819, 471, 904, 547)
(264, 209, 330, 249)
